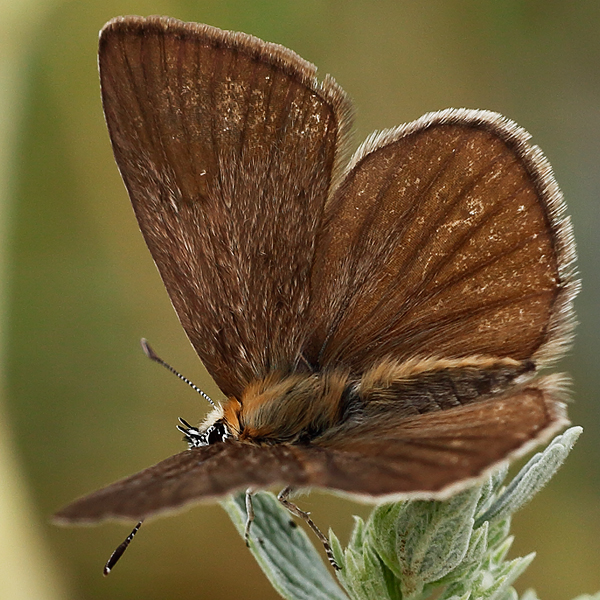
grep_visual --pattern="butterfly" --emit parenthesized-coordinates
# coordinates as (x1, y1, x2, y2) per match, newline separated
(54, 14, 578, 569)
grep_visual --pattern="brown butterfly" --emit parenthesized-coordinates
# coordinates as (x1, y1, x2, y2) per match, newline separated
(54, 15, 578, 569)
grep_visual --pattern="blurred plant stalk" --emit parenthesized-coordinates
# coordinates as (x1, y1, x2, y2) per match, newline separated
(0, 1, 71, 598)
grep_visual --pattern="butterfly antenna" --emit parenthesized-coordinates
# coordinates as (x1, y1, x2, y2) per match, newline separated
(103, 520, 143, 576)
(140, 338, 217, 409)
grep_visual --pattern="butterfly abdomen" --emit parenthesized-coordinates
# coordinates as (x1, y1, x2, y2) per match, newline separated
(356, 356, 536, 417)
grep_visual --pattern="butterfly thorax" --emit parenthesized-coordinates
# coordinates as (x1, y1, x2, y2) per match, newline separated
(222, 369, 352, 444)
(212, 356, 536, 446)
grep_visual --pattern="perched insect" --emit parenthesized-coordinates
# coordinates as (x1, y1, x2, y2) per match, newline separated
(54, 15, 578, 572)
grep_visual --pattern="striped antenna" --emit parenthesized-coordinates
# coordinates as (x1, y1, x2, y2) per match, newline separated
(140, 339, 217, 409)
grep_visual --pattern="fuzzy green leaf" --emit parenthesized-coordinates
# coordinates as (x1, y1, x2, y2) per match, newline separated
(220, 428, 584, 600)
(329, 530, 346, 572)
(470, 553, 535, 600)
(394, 486, 481, 597)
(365, 502, 405, 576)
(222, 492, 348, 600)
(435, 520, 489, 589)
(475, 427, 582, 527)
(338, 542, 398, 600)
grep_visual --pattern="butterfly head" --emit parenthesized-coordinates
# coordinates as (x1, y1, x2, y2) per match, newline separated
(177, 410, 233, 448)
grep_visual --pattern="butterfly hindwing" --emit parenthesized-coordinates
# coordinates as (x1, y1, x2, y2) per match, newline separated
(306, 111, 577, 372)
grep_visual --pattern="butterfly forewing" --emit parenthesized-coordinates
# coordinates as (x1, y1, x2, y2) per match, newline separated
(307, 111, 577, 371)
(99, 17, 353, 397)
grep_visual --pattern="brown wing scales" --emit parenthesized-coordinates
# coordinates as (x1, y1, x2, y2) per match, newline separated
(310, 376, 568, 499)
(53, 443, 311, 523)
(306, 112, 577, 372)
(100, 17, 353, 397)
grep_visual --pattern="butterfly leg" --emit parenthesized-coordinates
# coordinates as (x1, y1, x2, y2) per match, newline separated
(277, 487, 340, 570)
(244, 488, 254, 547)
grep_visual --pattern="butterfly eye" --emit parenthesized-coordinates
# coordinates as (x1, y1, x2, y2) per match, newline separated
(206, 422, 230, 445)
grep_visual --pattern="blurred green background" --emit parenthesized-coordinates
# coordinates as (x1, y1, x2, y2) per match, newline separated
(1, 1, 598, 599)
